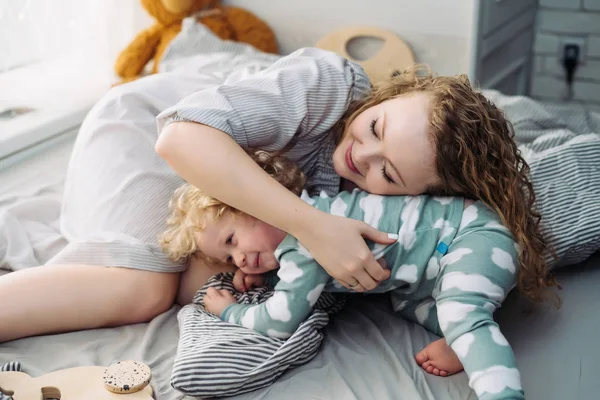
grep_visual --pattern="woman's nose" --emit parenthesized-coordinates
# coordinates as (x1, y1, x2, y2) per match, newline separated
(353, 142, 380, 170)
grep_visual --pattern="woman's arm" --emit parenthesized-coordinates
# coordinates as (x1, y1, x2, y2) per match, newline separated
(156, 122, 392, 289)
(156, 122, 319, 235)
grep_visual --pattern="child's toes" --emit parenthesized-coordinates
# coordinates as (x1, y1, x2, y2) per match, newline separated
(432, 367, 441, 376)
(425, 365, 435, 374)
(415, 349, 429, 366)
(440, 370, 449, 377)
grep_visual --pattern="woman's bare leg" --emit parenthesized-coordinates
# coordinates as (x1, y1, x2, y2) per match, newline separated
(177, 254, 236, 305)
(0, 264, 179, 343)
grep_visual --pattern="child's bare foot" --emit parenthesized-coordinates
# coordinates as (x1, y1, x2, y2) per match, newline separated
(415, 338, 464, 377)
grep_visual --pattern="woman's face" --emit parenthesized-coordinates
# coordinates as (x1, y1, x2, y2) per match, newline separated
(332, 92, 441, 195)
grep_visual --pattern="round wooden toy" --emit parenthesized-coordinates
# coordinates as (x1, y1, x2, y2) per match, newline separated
(0, 365, 153, 399)
(103, 361, 152, 394)
(316, 26, 415, 84)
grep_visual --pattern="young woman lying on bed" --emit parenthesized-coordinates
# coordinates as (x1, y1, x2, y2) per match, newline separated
(0, 48, 558, 353)
(161, 150, 543, 400)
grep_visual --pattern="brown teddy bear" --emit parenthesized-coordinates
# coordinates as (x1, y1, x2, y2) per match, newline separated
(114, 0, 278, 83)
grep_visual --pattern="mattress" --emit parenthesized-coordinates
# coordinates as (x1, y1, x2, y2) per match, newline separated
(1, 253, 598, 400)
(0, 138, 598, 399)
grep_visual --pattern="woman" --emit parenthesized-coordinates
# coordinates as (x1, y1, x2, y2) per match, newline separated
(0, 41, 557, 343)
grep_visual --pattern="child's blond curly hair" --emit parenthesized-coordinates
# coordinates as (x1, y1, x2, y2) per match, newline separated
(160, 151, 306, 262)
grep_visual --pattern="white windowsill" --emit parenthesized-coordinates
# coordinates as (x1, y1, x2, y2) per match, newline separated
(0, 58, 114, 161)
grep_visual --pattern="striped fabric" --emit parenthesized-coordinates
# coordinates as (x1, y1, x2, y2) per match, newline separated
(0, 362, 21, 400)
(46, 22, 369, 273)
(158, 20, 371, 197)
(171, 272, 346, 398)
(483, 90, 600, 269)
(0, 362, 20, 372)
(524, 133, 600, 267)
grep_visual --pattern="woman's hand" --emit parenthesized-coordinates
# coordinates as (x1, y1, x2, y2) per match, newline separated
(157, 123, 393, 292)
(232, 270, 266, 292)
(204, 288, 237, 317)
(295, 213, 395, 291)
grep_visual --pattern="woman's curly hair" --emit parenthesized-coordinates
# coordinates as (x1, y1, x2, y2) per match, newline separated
(160, 150, 306, 262)
(333, 66, 559, 304)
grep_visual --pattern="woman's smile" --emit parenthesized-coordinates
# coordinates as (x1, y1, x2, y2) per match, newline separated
(345, 141, 361, 176)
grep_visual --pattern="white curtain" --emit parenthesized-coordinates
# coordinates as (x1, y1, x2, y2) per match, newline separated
(0, 0, 149, 76)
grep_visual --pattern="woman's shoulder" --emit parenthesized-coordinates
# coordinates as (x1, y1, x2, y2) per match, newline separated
(282, 47, 350, 65)
(276, 48, 370, 90)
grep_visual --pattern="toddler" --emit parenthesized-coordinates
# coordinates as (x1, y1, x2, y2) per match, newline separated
(162, 152, 524, 400)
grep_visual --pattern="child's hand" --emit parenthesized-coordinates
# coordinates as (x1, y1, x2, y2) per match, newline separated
(204, 288, 237, 317)
(233, 269, 266, 292)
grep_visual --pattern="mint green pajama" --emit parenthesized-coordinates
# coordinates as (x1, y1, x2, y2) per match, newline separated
(222, 190, 523, 399)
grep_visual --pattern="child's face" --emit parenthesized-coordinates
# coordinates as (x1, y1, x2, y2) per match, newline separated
(196, 211, 287, 274)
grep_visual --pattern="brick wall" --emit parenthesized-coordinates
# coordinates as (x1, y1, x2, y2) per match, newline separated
(533, 0, 600, 110)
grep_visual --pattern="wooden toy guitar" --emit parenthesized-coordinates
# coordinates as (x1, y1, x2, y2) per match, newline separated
(0, 361, 153, 399)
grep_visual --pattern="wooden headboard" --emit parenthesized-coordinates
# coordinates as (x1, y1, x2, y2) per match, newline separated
(226, 0, 477, 77)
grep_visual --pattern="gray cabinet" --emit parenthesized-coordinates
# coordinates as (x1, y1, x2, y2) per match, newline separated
(470, 0, 538, 95)
(226, 0, 538, 96)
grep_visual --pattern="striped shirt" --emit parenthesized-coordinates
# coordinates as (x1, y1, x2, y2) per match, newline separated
(157, 47, 372, 196)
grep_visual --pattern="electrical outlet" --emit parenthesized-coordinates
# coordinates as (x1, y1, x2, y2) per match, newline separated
(559, 36, 586, 64)
(564, 44, 580, 65)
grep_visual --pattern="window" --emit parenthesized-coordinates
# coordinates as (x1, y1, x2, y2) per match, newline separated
(0, 0, 150, 160)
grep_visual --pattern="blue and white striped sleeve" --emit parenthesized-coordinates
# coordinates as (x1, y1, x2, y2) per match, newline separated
(157, 48, 371, 152)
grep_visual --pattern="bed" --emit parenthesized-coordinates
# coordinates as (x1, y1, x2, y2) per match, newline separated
(1, 186, 599, 400)
(2, 94, 600, 400)
(2, 14, 600, 400)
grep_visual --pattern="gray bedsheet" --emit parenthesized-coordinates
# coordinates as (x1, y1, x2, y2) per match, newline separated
(1, 142, 599, 399)
(1, 253, 599, 400)
(1, 37, 599, 398)
(1, 121, 599, 400)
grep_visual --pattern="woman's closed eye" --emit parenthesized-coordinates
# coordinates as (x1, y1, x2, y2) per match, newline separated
(370, 119, 378, 138)
(381, 165, 394, 184)
(371, 119, 395, 184)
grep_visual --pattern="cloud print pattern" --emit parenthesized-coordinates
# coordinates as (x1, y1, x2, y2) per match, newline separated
(221, 190, 522, 400)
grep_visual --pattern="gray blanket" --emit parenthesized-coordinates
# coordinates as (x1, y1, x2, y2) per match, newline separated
(484, 90, 600, 268)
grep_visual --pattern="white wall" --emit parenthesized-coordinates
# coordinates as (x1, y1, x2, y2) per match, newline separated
(532, 0, 600, 110)
(0, 0, 147, 74)
(227, 0, 476, 76)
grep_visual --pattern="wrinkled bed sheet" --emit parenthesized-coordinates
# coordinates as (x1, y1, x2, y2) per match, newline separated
(0, 140, 599, 400)
(1, 65, 600, 400)
(1, 254, 599, 400)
